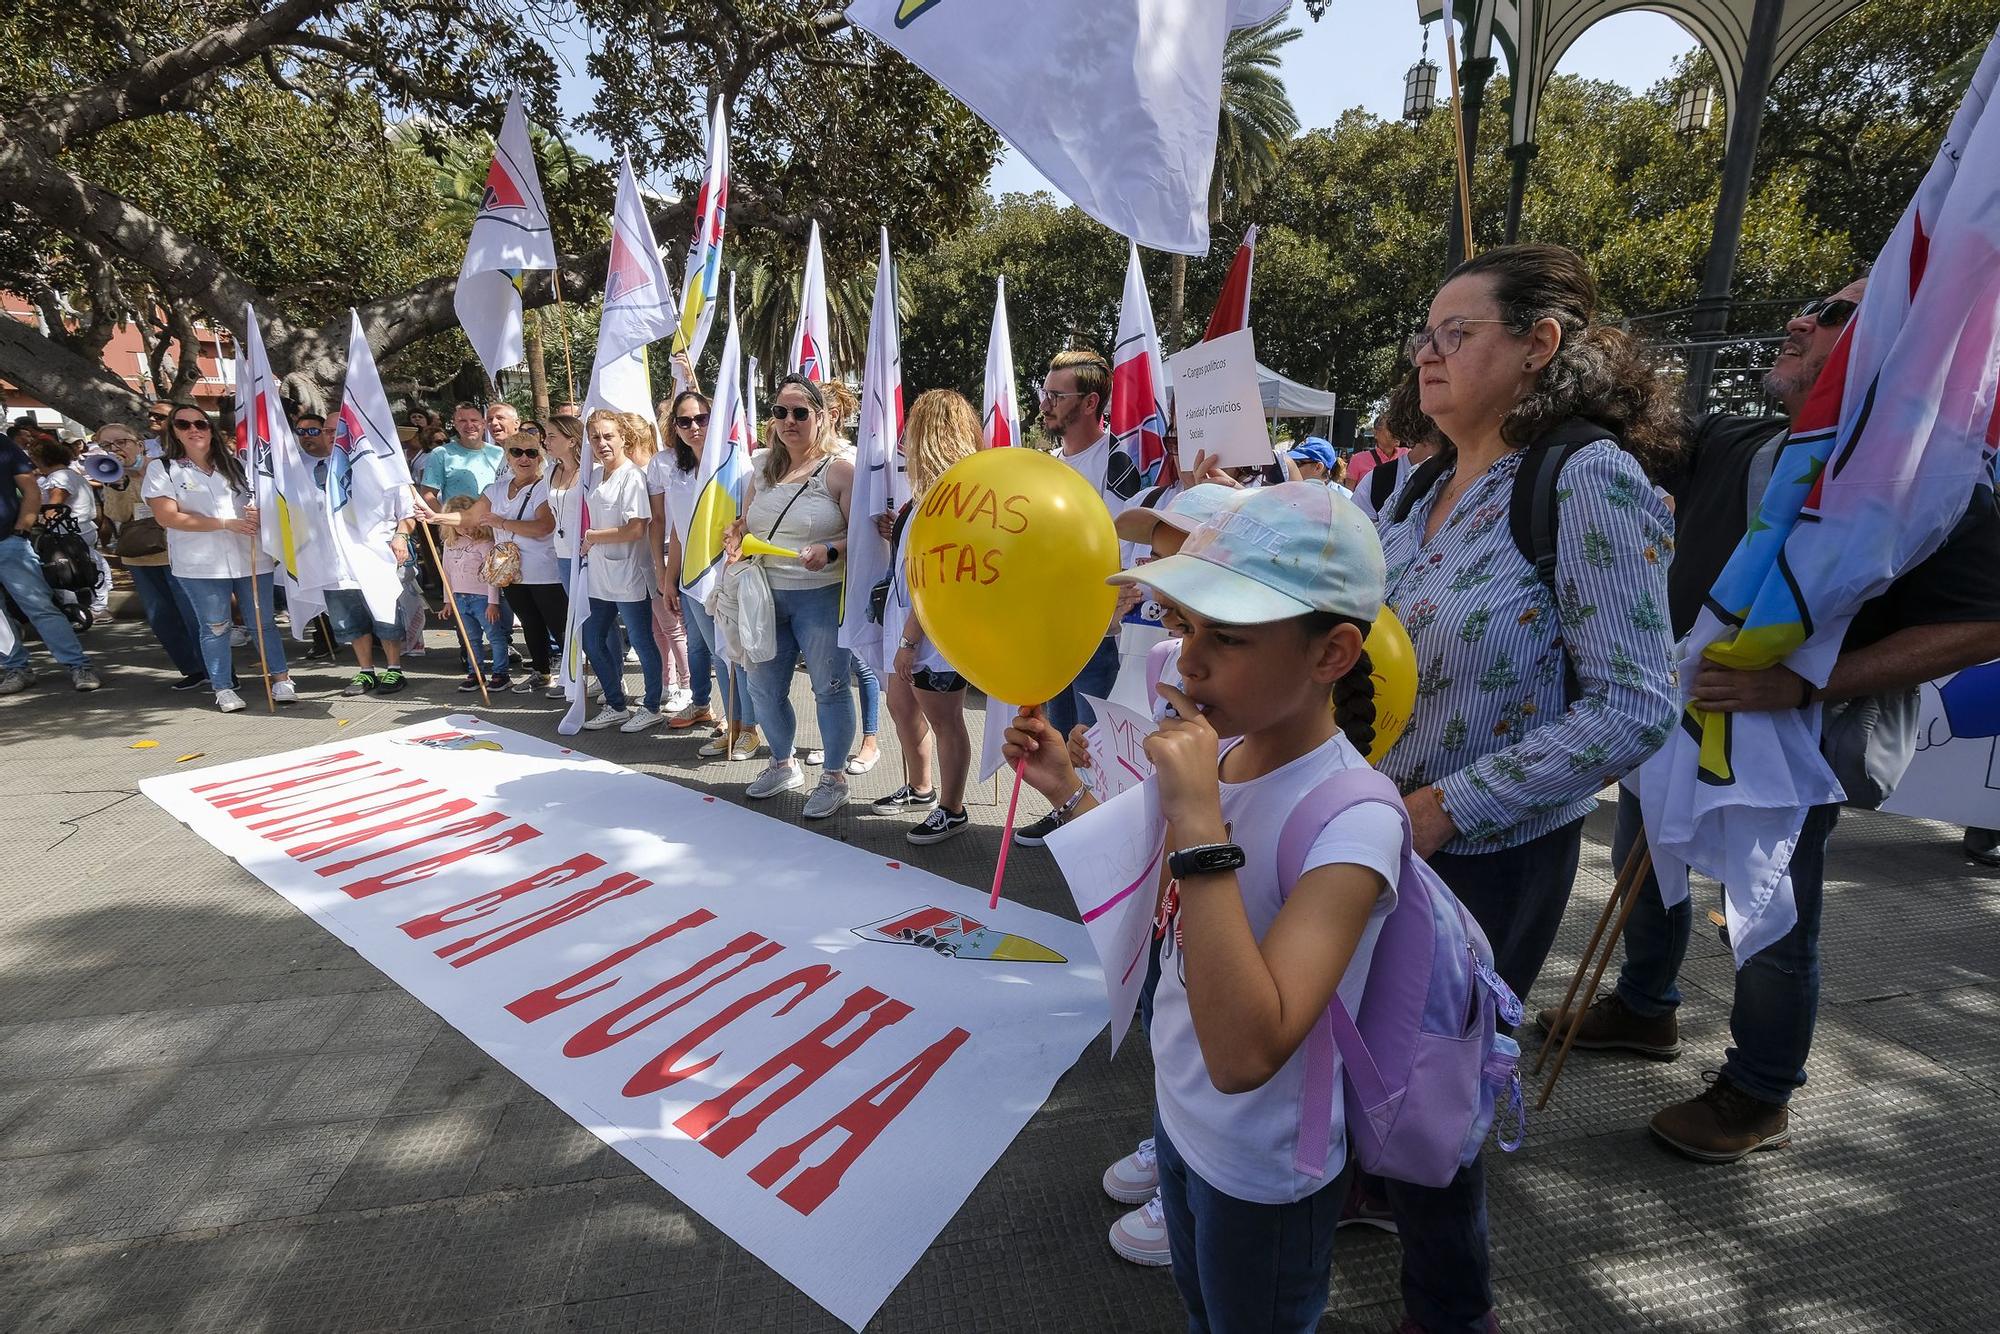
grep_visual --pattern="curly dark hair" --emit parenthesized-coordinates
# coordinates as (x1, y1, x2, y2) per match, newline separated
(1383, 368, 1445, 451)
(1433, 244, 1683, 481)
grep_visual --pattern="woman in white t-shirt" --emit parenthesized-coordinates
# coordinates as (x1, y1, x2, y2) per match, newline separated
(419, 430, 563, 693)
(1002, 483, 1472, 1332)
(139, 404, 294, 712)
(575, 410, 663, 732)
(29, 435, 113, 617)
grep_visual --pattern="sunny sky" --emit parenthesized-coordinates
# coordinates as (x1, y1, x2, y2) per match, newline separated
(550, 6, 1700, 199)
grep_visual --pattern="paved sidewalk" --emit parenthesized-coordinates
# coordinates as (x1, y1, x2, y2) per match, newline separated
(2, 621, 1997, 1332)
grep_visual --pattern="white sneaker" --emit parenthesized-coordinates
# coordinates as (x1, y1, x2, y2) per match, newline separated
(588, 676, 604, 699)
(664, 687, 693, 713)
(746, 763, 804, 800)
(583, 705, 631, 730)
(1108, 1192, 1171, 1267)
(271, 679, 297, 704)
(801, 774, 848, 820)
(216, 688, 246, 713)
(1103, 1138, 1159, 1204)
(229, 626, 250, 647)
(619, 706, 662, 733)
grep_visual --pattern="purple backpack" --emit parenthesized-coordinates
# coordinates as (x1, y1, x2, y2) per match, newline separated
(1276, 768, 1526, 1188)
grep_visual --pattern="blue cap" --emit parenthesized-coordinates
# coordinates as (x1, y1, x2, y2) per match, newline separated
(1286, 438, 1338, 471)
(1110, 482, 1385, 624)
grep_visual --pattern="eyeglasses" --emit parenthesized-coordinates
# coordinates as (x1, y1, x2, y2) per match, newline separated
(675, 413, 711, 429)
(1034, 383, 1084, 403)
(298, 426, 323, 437)
(772, 405, 816, 422)
(1794, 296, 1858, 329)
(147, 411, 168, 423)
(508, 447, 541, 459)
(1405, 317, 1515, 361)
(172, 418, 211, 432)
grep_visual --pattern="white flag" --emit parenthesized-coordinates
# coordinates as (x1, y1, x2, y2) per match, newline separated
(839, 228, 906, 670)
(790, 220, 833, 382)
(847, 0, 1287, 255)
(671, 100, 729, 383)
(1111, 240, 1170, 486)
(241, 304, 330, 636)
(334, 311, 418, 627)
(454, 90, 558, 382)
(982, 276, 1021, 450)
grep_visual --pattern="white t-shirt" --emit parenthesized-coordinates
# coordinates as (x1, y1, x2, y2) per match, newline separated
(484, 474, 559, 585)
(141, 458, 263, 580)
(584, 464, 653, 603)
(644, 451, 704, 547)
(1150, 729, 1402, 1205)
(549, 476, 583, 560)
(42, 467, 96, 528)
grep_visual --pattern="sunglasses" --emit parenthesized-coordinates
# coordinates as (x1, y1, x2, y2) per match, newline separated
(173, 418, 211, 432)
(772, 405, 816, 422)
(147, 412, 169, 422)
(675, 413, 710, 429)
(298, 426, 323, 437)
(1795, 296, 1858, 328)
(508, 447, 541, 459)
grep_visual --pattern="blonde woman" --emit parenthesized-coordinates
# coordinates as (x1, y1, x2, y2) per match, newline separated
(871, 389, 985, 843)
(542, 413, 589, 697)
(578, 410, 664, 730)
(622, 410, 692, 713)
(727, 373, 856, 818)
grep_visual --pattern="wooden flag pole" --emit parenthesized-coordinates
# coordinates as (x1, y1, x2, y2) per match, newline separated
(413, 489, 493, 707)
(551, 267, 580, 407)
(1441, 13, 1477, 260)
(242, 536, 278, 713)
(1536, 836, 1654, 1109)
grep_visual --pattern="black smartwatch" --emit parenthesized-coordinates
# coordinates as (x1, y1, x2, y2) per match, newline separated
(1168, 842, 1247, 881)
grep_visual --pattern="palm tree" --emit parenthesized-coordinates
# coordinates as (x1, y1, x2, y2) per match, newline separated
(1164, 19, 1302, 350)
(731, 247, 903, 392)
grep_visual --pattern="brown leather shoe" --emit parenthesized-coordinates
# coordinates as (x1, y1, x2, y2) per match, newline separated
(1650, 1072, 1790, 1163)
(1536, 992, 1680, 1060)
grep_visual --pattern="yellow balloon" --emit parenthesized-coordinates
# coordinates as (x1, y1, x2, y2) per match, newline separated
(1363, 607, 1418, 765)
(907, 449, 1121, 705)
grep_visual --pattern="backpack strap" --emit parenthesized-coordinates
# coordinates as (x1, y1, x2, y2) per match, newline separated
(1507, 420, 1605, 705)
(1367, 455, 1402, 511)
(1275, 767, 1410, 1176)
(1387, 455, 1450, 526)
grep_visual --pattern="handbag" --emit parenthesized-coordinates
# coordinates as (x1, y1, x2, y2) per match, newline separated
(483, 487, 536, 587)
(115, 516, 168, 558)
(866, 501, 914, 625)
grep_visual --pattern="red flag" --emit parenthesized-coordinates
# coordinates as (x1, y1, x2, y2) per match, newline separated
(1202, 224, 1258, 342)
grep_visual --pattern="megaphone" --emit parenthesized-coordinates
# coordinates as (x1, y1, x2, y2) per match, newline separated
(80, 452, 126, 485)
(739, 534, 801, 561)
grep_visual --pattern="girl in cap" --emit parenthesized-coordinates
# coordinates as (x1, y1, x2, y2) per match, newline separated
(1006, 482, 1471, 1331)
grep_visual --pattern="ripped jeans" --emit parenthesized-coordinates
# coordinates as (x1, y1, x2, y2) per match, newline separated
(180, 572, 287, 691)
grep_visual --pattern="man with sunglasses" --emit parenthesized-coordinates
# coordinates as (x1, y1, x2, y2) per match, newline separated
(1541, 277, 2000, 1163)
(1, 421, 101, 694)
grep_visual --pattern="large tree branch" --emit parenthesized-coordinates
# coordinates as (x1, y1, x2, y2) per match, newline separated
(278, 32, 467, 107)
(0, 316, 146, 426)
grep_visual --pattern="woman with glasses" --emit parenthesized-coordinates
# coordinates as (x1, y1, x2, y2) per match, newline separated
(1363, 243, 1681, 1333)
(140, 404, 295, 712)
(652, 390, 761, 759)
(417, 430, 563, 693)
(727, 373, 858, 819)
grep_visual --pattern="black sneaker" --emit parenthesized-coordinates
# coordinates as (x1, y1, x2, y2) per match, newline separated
(168, 673, 210, 692)
(375, 668, 408, 696)
(456, 675, 480, 692)
(487, 674, 513, 691)
(1013, 809, 1064, 847)
(871, 784, 938, 816)
(907, 807, 970, 846)
(342, 671, 378, 697)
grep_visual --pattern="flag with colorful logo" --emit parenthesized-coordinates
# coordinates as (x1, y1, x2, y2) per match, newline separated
(790, 220, 833, 383)
(840, 228, 907, 671)
(671, 99, 729, 385)
(241, 303, 331, 636)
(454, 90, 558, 383)
(680, 282, 755, 609)
(1111, 241, 1169, 486)
(1636, 33, 2000, 968)
(334, 310, 418, 627)
(982, 275, 1021, 450)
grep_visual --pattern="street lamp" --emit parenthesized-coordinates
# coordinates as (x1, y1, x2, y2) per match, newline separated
(1404, 30, 1439, 121)
(1674, 84, 1715, 135)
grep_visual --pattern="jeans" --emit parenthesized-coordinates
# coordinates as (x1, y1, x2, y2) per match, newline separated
(129, 564, 202, 677)
(1154, 1118, 1352, 1334)
(502, 582, 567, 674)
(452, 592, 512, 677)
(682, 594, 756, 723)
(1046, 633, 1121, 737)
(557, 556, 572, 594)
(0, 534, 89, 672)
(583, 596, 662, 712)
(324, 587, 403, 647)
(747, 583, 853, 769)
(854, 656, 881, 735)
(1613, 786, 1839, 1104)
(181, 572, 286, 690)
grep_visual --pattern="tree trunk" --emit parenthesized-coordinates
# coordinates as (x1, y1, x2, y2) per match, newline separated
(1166, 253, 1188, 355)
(525, 313, 550, 420)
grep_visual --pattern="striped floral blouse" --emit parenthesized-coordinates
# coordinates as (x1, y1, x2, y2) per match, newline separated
(1374, 438, 1678, 854)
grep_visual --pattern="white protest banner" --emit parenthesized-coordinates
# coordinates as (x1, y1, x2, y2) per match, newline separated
(1046, 778, 1165, 1057)
(141, 718, 1105, 1330)
(1079, 693, 1157, 803)
(1169, 327, 1267, 469)
(1882, 662, 2000, 827)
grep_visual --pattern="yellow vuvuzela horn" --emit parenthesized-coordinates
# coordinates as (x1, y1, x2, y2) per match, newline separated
(739, 534, 801, 561)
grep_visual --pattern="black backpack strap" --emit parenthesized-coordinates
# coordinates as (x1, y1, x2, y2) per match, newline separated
(1388, 454, 1451, 526)
(1509, 419, 1609, 704)
(1368, 455, 1402, 511)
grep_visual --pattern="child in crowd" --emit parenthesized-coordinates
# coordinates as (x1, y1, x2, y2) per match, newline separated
(439, 495, 510, 691)
(1007, 483, 1472, 1332)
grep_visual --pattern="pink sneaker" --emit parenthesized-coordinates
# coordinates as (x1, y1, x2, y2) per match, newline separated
(1102, 1137, 1158, 1204)
(1107, 1192, 1171, 1267)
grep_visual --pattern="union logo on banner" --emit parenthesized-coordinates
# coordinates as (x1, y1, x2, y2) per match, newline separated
(853, 905, 1066, 963)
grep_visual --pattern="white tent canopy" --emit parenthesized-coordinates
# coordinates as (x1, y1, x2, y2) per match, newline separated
(1257, 363, 1336, 418)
